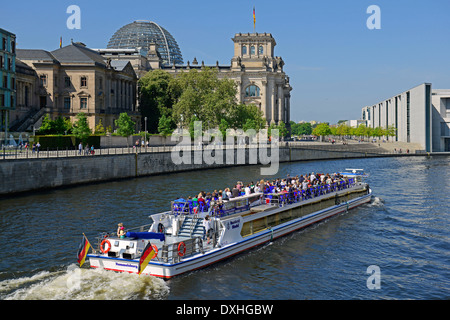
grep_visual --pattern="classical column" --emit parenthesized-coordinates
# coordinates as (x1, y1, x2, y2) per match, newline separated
(271, 83, 276, 124)
(261, 80, 267, 121)
(278, 85, 284, 124)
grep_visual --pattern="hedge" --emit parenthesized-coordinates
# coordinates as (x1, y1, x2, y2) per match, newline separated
(35, 135, 101, 150)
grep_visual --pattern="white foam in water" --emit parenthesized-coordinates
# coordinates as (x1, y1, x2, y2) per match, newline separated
(367, 196, 384, 207)
(1, 264, 170, 300)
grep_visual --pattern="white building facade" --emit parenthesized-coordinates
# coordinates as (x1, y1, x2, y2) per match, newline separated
(362, 83, 450, 152)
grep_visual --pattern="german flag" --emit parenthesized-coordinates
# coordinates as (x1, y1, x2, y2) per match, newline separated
(77, 234, 91, 267)
(138, 242, 156, 276)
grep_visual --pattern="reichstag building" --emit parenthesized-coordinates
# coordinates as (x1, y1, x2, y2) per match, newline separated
(98, 20, 292, 129)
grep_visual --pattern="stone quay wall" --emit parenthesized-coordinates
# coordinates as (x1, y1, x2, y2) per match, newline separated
(0, 145, 405, 196)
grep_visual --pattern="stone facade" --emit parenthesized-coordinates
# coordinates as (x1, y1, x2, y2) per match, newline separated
(15, 42, 140, 132)
(97, 32, 292, 130)
(162, 33, 292, 128)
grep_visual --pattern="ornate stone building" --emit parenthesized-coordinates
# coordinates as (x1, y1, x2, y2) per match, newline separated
(161, 33, 292, 128)
(99, 22, 292, 130)
(15, 42, 140, 132)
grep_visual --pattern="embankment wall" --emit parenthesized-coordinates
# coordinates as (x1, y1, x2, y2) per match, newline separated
(0, 146, 420, 196)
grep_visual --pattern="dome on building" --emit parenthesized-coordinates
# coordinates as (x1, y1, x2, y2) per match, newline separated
(107, 20, 183, 65)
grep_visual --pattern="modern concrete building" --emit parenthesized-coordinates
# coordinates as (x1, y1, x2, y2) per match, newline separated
(0, 27, 16, 141)
(361, 83, 450, 152)
(431, 89, 450, 152)
(15, 42, 140, 132)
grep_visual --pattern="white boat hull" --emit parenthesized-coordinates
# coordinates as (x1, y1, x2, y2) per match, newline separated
(88, 190, 372, 278)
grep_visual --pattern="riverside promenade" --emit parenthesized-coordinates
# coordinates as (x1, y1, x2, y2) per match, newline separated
(0, 140, 446, 196)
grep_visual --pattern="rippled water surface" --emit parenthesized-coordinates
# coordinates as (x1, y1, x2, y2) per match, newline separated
(0, 156, 449, 300)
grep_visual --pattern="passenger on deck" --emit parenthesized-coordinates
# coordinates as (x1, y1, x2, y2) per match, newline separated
(203, 215, 212, 244)
(117, 223, 126, 238)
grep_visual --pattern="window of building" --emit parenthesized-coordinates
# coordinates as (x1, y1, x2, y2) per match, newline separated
(2, 38, 6, 50)
(24, 86, 29, 107)
(64, 76, 71, 88)
(80, 76, 87, 88)
(3, 75, 8, 89)
(250, 46, 255, 55)
(99, 77, 103, 90)
(11, 41, 15, 54)
(64, 97, 71, 109)
(245, 85, 260, 97)
(0, 94, 4, 107)
(80, 97, 87, 109)
(242, 46, 247, 55)
(39, 75, 47, 87)
(259, 46, 263, 54)
(0, 55, 3, 69)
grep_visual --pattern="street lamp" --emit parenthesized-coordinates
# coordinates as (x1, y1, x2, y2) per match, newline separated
(144, 116, 147, 149)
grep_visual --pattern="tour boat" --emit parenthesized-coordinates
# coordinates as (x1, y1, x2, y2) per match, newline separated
(84, 172, 372, 279)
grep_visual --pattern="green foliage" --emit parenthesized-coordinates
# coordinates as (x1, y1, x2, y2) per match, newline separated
(172, 68, 238, 130)
(35, 135, 100, 150)
(115, 113, 136, 137)
(94, 119, 106, 135)
(290, 122, 312, 136)
(38, 115, 72, 135)
(158, 114, 176, 137)
(139, 70, 181, 133)
(312, 123, 332, 137)
(72, 113, 92, 143)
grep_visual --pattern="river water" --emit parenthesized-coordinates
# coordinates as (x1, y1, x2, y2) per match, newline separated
(0, 156, 448, 300)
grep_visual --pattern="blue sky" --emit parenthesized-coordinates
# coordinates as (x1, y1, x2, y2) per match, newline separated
(3, 0, 450, 123)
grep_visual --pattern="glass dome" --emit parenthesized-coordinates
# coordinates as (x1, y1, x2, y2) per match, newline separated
(107, 20, 183, 65)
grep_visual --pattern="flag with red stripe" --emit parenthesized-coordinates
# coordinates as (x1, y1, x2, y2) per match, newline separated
(138, 242, 156, 276)
(77, 235, 91, 267)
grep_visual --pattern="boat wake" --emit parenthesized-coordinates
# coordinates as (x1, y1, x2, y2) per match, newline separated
(367, 196, 384, 207)
(0, 264, 170, 300)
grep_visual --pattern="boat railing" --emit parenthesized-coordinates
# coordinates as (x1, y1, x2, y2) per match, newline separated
(264, 178, 357, 208)
(93, 223, 155, 252)
(160, 236, 205, 264)
(170, 194, 263, 219)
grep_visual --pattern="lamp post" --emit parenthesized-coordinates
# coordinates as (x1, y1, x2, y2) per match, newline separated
(144, 116, 147, 150)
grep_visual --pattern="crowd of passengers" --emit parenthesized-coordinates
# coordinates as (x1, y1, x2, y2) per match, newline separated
(174, 172, 353, 213)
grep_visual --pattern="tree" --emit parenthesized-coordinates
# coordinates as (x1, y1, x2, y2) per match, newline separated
(158, 114, 176, 137)
(139, 70, 181, 133)
(172, 68, 238, 129)
(38, 115, 72, 135)
(115, 113, 136, 146)
(95, 119, 105, 135)
(312, 123, 332, 140)
(72, 113, 92, 143)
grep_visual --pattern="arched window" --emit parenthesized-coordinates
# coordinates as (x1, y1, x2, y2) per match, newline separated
(245, 85, 260, 97)
(242, 46, 247, 55)
(250, 46, 255, 55)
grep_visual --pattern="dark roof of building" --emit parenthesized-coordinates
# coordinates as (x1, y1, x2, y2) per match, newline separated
(16, 49, 58, 63)
(51, 42, 106, 66)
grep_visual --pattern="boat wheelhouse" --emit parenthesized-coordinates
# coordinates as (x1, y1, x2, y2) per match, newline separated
(85, 173, 372, 278)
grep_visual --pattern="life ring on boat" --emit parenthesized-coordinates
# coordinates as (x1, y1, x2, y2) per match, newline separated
(152, 244, 158, 259)
(178, 242, 186, 257)
(157, 223, 165, 234)
(100, 239, 111, 254)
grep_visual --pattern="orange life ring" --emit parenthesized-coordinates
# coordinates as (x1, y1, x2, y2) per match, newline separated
(100, 239, 111, 254)
(178, 242, 186, 257)
(152, 244, 158, 259)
